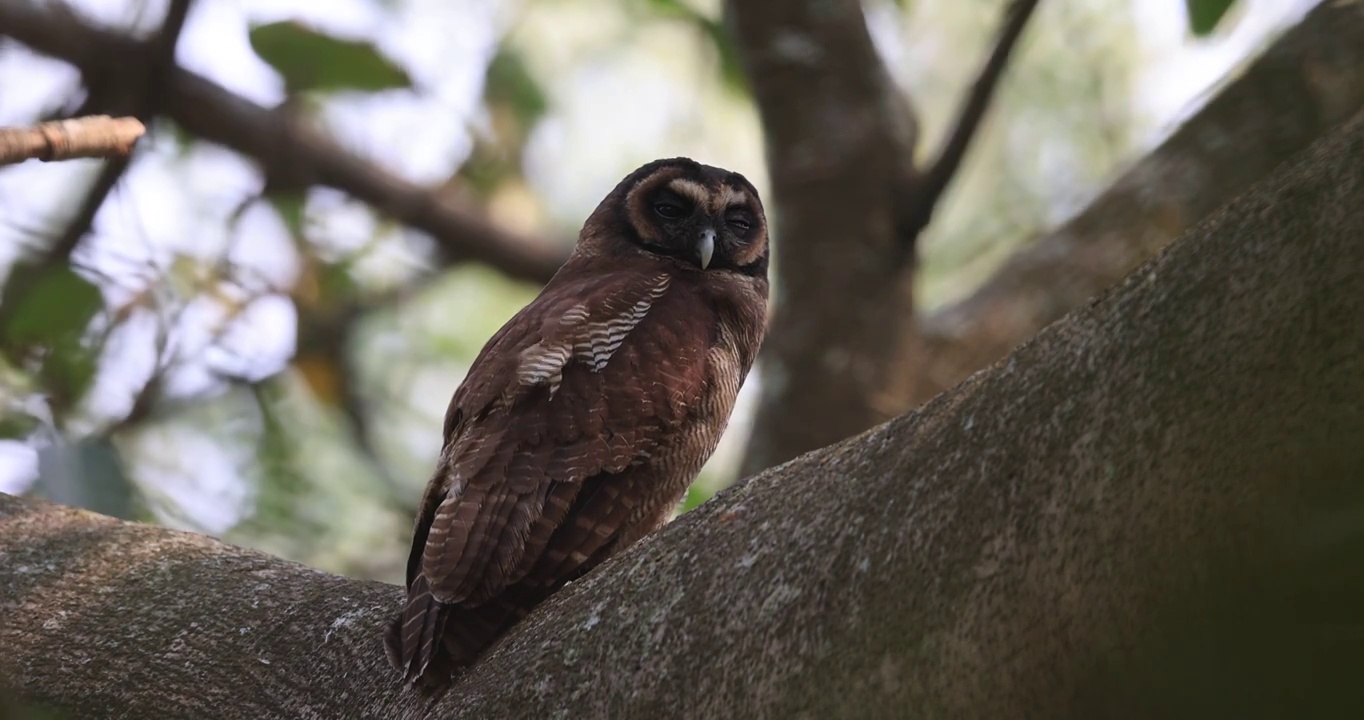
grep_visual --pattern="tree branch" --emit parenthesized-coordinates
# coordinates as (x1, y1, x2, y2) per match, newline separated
(0, 2, 567, 284)
(898, 0, 1041, 245)
(42, 0, 194, 265)
(911, 0, 1364, 405)
(0, 115, 144, 166)
(4, 104, 1364, 719)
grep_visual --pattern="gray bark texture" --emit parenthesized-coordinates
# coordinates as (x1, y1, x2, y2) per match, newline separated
(4, 108, 1364, 719)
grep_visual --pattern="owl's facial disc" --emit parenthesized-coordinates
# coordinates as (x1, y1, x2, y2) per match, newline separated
(612, 160, 765, 275)
(647, 189, 718, 270)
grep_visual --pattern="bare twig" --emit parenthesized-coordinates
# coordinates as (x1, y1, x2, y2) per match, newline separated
(908, 0, 1364, 406)
(899, 0, 1041, 245)
(0, 2, 568, 284)
(0, 115, 145, 166)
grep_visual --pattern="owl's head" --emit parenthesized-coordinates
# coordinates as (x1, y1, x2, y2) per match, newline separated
(580, 157, 768, 277)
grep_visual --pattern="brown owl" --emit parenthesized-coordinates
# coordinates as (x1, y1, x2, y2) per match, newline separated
(384, 157, 770, 688)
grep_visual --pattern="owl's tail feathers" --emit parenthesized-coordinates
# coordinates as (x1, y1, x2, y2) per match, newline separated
(384, 581, 550, 692)
(384, 575, 449, 687)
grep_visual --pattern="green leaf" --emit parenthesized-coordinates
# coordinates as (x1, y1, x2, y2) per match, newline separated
(267, 192, 307, 240)
(485, 48, 548, 127)
(639, 0, 694, 19)
(0, 264, 104, 407)
(1, 264, 102, 347)
(249, 21, 413, 94)
(0, 409, 40, 440)
(1186, 0, 1238, 36)
(37, 342, 99, 407)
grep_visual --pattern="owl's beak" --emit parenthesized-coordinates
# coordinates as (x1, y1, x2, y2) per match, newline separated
(698, 228, 716, 270)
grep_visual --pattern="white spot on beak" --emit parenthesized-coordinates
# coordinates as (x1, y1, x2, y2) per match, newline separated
(699, 228, 716, 270)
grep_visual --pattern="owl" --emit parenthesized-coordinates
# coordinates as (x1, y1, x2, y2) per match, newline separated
(384, 157, 770, 688)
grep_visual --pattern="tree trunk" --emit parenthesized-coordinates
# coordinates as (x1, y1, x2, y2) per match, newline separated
(736, 0, 1364, 474)
(728, 0, 921, 477)
(4, 106, 1363, 719)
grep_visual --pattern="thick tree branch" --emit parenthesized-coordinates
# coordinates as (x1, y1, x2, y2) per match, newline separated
(912, 0, 1364, 404)
(0, 115, 144, 166)
(4, 105, 1363, 719)
(899, 0, 1041, 244)
(0, 2, 566, 284)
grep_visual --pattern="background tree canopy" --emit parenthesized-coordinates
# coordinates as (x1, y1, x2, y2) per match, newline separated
(0, 0, 1326, 584)
(6, 0, 1364, 717)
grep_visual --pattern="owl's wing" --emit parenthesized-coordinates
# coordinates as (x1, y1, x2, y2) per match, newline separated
(407, 269, 713, 608)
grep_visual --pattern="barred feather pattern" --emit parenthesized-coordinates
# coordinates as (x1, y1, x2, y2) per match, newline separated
(385, 157, 769, 690)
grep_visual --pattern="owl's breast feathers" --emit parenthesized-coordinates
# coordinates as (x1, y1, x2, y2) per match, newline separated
(388, 257, 765, 684)
(442, 263, 734, 496)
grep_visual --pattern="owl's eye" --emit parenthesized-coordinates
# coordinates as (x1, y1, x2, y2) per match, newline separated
(654, 202, 686, 219)
(726, 214, 753, 234)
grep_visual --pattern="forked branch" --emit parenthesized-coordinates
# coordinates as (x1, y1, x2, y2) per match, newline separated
(899, 0, 1042, 246)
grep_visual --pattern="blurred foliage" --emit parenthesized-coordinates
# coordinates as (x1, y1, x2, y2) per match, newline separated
(458, 47, 547, 198)
(1186, 0, 1239, 36)
(0, 411, 39, 441)
(909, 0, 1142, 307)
(0, 0, 1263, 583)
(635, 0, 747, 94)
(0, 264, 102, 413)
(248, 21, 413, 95)
(267, 193, 308, 240)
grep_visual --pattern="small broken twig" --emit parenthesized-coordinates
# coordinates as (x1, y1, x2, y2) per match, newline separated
(0, 115, 145, 166)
